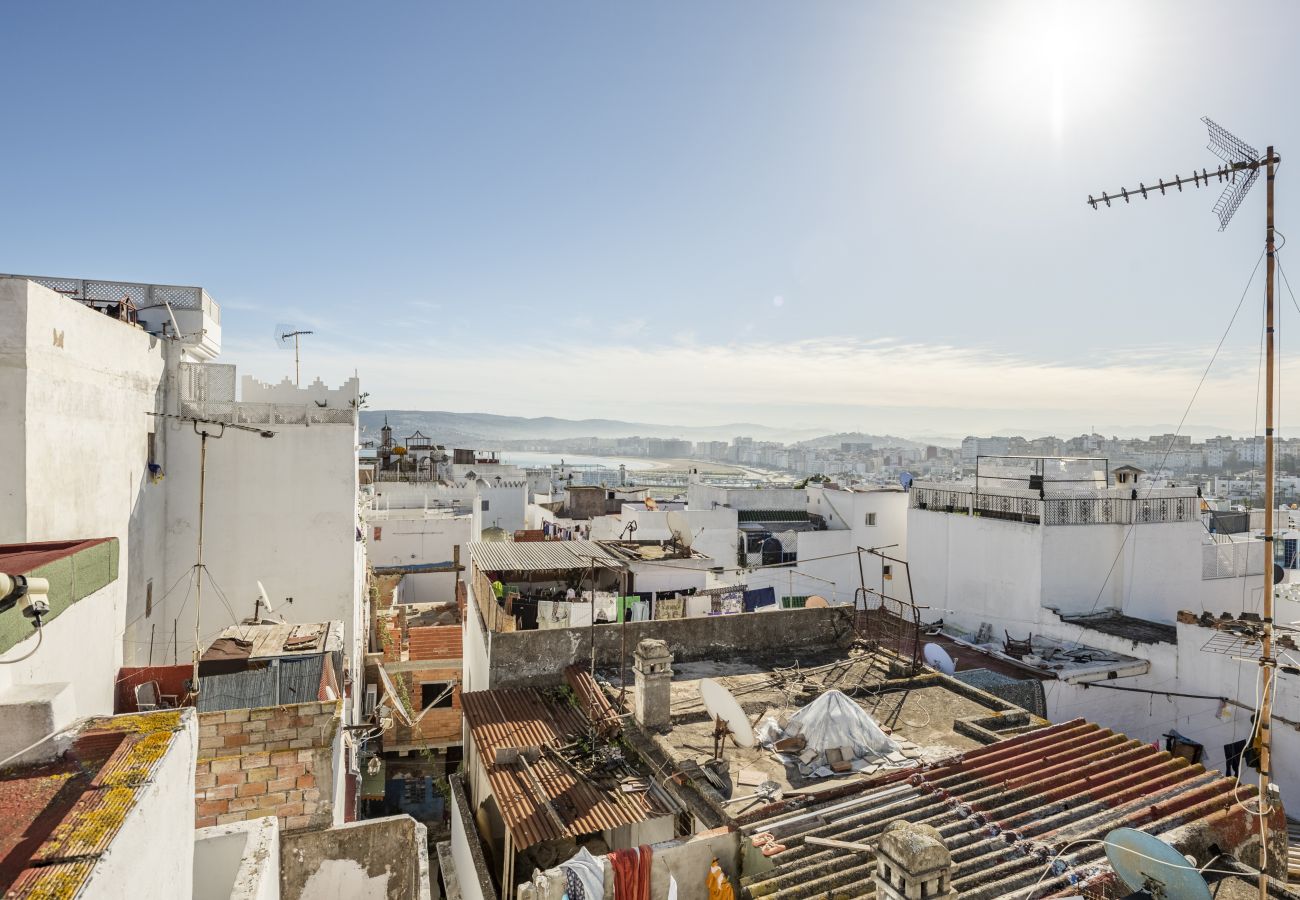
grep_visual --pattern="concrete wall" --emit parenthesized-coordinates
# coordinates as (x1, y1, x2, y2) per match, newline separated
(686, 484, 806, 512)
(194, 700, 342, 832)
(485, 606, 856, 689)
(402, 572, 459, 605)
(194, 816, 281, 900)
(83, 707, 199, 900)
(908, 509, 1045, 632)
(0, 277, 169, 702)
(155, 413, 361, 668)
(280, 815, 431, 900)
(449, 774, 494, 900)
(369, 510, 478, 569)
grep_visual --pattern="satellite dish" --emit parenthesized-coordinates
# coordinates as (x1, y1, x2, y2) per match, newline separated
(699, 678, 755, 752)
(1274, 563, 1286, 584)
(1104, 828, 1211, 900)
(922, 642, 957, 675)
(900, 472, 914, 490)
(805, 595, 829, 608)
(257, 581, 275, 613)
(666, 510, 694, 549)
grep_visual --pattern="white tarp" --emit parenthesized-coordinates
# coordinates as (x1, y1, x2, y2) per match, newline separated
(782, 689, 897, 758)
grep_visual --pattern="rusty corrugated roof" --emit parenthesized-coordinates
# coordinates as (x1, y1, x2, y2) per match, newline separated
(737, 718, 1287, 900)
(462, 687, 672, 848)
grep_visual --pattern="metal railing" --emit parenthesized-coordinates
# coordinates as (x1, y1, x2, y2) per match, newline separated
(911, 485, 1201, 526)
(1202, 541, 1265, 579)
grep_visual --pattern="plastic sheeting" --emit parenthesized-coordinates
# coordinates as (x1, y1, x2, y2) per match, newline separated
(782, 689, 897, 759)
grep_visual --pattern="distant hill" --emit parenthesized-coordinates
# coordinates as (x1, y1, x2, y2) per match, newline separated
(360, 410, 830, 445)
(793, 431, 928, 450)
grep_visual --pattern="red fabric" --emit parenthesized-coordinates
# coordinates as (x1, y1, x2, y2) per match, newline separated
(609, 846, 652, 900)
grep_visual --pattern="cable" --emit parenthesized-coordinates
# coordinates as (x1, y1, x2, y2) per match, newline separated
(1064, 250, 1265, 645)
(0, 626, 43, 664)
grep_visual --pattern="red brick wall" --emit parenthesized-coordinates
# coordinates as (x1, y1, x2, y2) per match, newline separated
(391, 672, 462, 746)
(193, 700, 340, 832)
(407, 624, 461, 660)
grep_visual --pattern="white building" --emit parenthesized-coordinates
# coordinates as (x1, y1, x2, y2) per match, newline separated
(0, 274, 368, 720)
(907, 471, 1300, 804)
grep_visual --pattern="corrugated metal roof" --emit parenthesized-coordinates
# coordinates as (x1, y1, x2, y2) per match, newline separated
(736, 718, 1283, 900)
(467, 540, 623, 572)
(198, 655, 326, 712)
(462, 687, 672, 848)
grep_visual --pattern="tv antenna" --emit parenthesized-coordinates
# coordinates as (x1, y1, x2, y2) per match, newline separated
(1087, 117, 1280, 899)
(699, 678, 754, 762)
(275, 323, 315, 387)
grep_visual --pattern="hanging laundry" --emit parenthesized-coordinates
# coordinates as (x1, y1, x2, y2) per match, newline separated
(560, 847, 604, 900)
(610, 845, 653, 900)
(706, 858, 734, 900)
(655, 597, 684, 620)
(743, 587, 776, 612)
(685, 594, 713, 618)
(719, 591, 743, 615)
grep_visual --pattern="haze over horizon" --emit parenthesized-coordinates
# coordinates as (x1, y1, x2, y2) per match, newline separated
(6, 2, 1300, 436)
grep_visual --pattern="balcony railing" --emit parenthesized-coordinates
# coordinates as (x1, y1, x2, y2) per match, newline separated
(911, 485, 1200, 526)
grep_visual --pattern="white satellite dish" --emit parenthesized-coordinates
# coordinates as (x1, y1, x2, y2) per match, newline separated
(699, 678, 755, 756)
(666, 510, 694, 549)
(922, 642, 957, 676)
(1104, 828, 1211, 900)
(805, 595, 829, 609)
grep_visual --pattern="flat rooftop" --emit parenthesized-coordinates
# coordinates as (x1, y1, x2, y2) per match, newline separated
(624, 646, 1044, 804)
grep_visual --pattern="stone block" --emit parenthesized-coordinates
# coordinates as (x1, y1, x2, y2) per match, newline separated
(238, 782, 268, 798)
(210, 757, 241, 775)
(240, 752, 270, 770)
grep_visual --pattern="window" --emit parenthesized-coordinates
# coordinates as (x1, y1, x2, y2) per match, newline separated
(420, 683, 455, 709)
(865, 512, 877, 526)
(145, 579, 153, 618)
(481, 499, 490, 512)
(146, 431, 156, 465)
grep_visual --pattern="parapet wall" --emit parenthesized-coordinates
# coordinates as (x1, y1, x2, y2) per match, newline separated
(194, 699, 341, 832)
(487, 606, 856, 689)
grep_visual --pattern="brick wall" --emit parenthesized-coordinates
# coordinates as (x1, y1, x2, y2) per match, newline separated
(407, 624, 461, 660)
(193, 699, 341, 832)
(391, 671, 462, 747)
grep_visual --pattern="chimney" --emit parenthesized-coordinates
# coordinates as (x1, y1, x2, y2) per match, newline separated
(873, 820, 956, 900)
(632, 639, 673, 731)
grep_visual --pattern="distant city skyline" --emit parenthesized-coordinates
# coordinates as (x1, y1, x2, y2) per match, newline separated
(6, 2, 1300, 435)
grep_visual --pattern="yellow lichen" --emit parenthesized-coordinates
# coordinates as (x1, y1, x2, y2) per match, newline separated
(91, 709, 184, 734)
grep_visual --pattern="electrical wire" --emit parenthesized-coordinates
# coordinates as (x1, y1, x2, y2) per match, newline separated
(0, 626, 42, 664)
(1064, 250, 1266, 646)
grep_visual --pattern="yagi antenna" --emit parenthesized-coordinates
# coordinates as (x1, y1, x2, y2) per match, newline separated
(1087, 116, 1282, 899)
(275, 323, 315, 387)
(1086, 117, 1272, 231)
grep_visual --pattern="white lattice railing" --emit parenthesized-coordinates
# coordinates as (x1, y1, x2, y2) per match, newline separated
(1202, 541, 1266, 579)
(18, 274, 220, 324)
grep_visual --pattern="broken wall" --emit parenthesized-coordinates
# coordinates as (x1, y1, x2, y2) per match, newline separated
(280, 815, 432, 900)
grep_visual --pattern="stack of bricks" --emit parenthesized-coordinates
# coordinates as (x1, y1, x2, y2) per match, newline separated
(193, 699, 341, 831)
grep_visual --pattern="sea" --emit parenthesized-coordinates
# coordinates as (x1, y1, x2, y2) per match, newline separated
(498, 452, 658, 470)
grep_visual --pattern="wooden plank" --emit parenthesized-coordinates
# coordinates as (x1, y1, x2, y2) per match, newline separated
(804, 836, 876, 854)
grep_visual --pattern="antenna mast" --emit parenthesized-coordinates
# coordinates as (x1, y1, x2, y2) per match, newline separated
(1086, 117, 1280, 897)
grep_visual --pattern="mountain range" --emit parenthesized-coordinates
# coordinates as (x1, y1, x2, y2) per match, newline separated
(359, 410, 917, 447)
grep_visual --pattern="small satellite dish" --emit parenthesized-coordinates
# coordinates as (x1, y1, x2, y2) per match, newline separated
(805, 595, 829, 608)
(1104, 828, 1211, 900)
(699, 678, 755, 752)
(666, 510, 694, 549)
(257, 580, 275, 614)
(900, 471, 914, 490)
(922, 642, 957, 675)
(1274, 563, 1286, 584)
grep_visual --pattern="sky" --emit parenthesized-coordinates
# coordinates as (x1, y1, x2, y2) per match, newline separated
(6, 1, 1300, 442)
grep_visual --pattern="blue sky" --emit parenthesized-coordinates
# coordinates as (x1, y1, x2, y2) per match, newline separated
(6, 1, 1300, 439)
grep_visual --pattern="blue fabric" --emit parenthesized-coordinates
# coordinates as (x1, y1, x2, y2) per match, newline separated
(743, 587, 776, 612)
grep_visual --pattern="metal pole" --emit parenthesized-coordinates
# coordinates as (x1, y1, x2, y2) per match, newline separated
(1259, 145, 1277, 900)
(619, 566, 629, 703)
(294, 334, 301, 387)
(193, 429, 208, 699)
